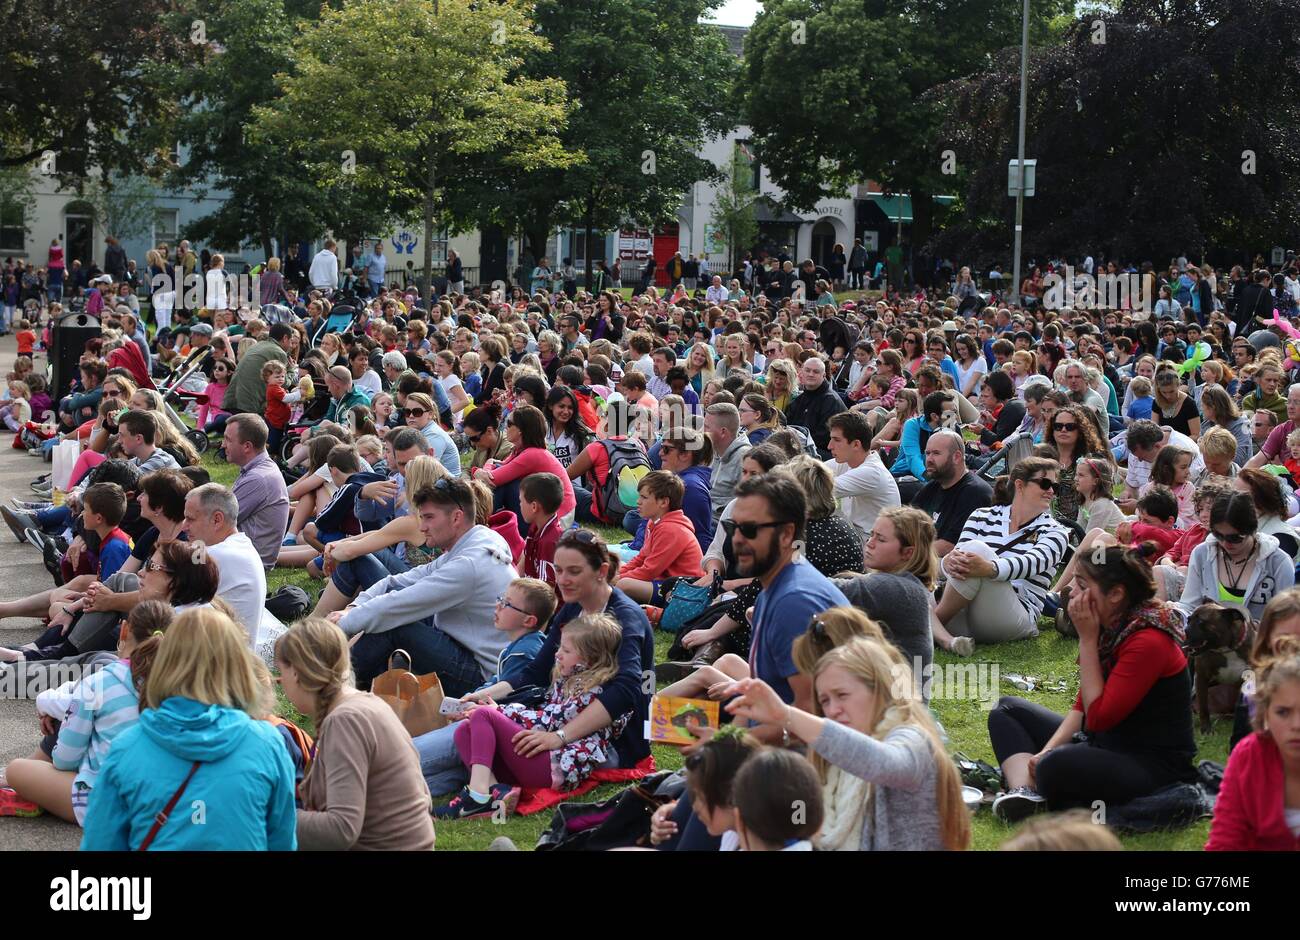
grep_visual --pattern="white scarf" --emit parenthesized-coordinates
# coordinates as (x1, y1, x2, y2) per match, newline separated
(813, 706, 907, 852)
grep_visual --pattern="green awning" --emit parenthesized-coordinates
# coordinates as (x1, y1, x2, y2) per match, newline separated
(866, 193, 957, 222)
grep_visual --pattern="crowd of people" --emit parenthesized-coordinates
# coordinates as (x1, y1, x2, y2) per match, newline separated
(0, 239, 1297, 853)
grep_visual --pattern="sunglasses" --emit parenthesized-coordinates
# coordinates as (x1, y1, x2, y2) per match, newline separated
(1026, 477, 1059, 493)
(559, 529, 601, 547)
(466, 432, 482, 445)
(406, 408, 426, 417)
(1212, 529, 1247, 545)
(145, 559, 173, 574)
(721, 518, 787, 540)
(103, 389, 121, 397)
(1053, 422, 1077, 432)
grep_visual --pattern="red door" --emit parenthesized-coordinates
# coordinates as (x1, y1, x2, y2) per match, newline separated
(652, 223, 680, 287)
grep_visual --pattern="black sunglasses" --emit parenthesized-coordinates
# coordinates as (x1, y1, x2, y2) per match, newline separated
(722, 518, 787, 540)
(1212, 529, 1247, 545)
(1026, 477, 1059, 493)
(559, 529, 601, 547)
(466, 432, 482, 445)
(1053, 422, 1077, 432)
(406, 408, 426, 417)
(432, 477, 470, 515)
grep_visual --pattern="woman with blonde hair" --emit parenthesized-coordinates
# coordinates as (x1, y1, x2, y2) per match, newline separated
(80, 608, 297, 850)
(764, 358, 798, 414)
(685, 341, 715, 396)
(727, 636, 971, 850)
(869, 387, 919, 454)
(832, 506, 940, 688)
(276, 618, 435, 850)
(314, 454, 450, 617)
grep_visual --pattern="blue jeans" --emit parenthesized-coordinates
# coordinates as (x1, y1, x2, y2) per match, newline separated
(331, 546, 407, 599)
(622, 508, 648, 551)
(491, 478, 530, 539)
(572, 483, 603, 526)
(350, 618, 484, 697)
(413, 724, 468, 796)
(36, 505, 72, 532)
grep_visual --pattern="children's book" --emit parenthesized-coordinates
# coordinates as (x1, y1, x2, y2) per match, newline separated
(649, 695, 720, 746)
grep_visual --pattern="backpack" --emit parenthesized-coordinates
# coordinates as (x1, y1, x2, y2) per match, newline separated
(594, 439, 651, 523)
(265, 585, 310, 623)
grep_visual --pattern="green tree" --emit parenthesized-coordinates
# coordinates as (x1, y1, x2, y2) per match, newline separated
(710, 145, 759, 272)
(255, 0, 575, 308)
(0, 0, 183, 180)
(740, 0, 1070, 258)
(472, 0, 739, 288)
(0, 168, 37, 244)
(165, 0, 337, 258)
(933, 0, 1300, 263)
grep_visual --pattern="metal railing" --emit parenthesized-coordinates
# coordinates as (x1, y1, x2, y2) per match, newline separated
(384, 266, 480, 290)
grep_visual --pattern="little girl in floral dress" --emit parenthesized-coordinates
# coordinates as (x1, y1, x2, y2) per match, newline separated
(436, 612, 624, 819)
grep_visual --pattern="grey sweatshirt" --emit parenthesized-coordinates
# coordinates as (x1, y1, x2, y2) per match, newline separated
(1175, 530, 1295, 623)
(810, 722, 946, 851)
(832, 572, 933, 704)
(339, 525, 517, 679)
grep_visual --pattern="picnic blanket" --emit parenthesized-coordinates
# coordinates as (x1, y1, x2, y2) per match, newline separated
(516, 755, 656, 816)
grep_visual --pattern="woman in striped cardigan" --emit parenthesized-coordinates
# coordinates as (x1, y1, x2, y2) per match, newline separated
(933, 456, 1070, 655)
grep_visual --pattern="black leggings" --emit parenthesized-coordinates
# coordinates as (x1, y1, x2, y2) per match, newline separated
(987, 696, 1170, 809)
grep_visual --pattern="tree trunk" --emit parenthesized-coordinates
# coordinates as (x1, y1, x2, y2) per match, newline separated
(583, 201, 595, 291)
(259, 219, 273, 265)
(422, 149, 436, 311)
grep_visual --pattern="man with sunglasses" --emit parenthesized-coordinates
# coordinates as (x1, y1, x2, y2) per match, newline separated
(727, 474, 848, 734)
(332, 477, 517, 695)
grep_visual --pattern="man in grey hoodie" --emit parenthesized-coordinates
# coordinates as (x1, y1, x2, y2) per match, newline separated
(331, 477, 517, 695)
(705, 403, 750, 520)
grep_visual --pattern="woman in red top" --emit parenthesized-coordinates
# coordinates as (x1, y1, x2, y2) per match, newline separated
(565, 398, 648, 525)
(1206, 640, 1300, 851)
(987, 543, 1196, 822)
(471, 404, 575, 536)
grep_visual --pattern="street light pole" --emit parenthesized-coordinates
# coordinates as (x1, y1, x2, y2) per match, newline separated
(1011, 0, 1030, 305)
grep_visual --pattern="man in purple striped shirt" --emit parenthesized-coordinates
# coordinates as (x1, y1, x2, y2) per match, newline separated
(223, 414, 290, 568)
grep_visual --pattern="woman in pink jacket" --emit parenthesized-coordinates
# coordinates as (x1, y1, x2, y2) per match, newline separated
(470, 404, 575, 536)
(1205, 640, 1300, 851)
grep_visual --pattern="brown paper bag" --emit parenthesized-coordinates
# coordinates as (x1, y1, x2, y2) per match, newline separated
(370, 650, 447, 737)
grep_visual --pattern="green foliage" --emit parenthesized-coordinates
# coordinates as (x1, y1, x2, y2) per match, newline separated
(254, 0, 576, 306)
(82, 175, 159, 242)
(486, 0, 739, 272)
(931, 0, 1300, 263)
(0, 0, 184, 179)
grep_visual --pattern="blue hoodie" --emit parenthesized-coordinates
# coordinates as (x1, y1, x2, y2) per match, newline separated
(81, 697, 297, 851)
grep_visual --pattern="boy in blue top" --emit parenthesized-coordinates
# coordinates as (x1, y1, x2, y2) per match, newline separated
(78, 482, 133, 582)
(1125, 375, 1154, 425)
(411, 577, 555, 795)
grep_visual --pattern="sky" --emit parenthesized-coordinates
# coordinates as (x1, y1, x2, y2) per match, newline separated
(706, 0, 761, 26)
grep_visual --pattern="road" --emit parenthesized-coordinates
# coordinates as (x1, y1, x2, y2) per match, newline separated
(0, 331, 84, 849)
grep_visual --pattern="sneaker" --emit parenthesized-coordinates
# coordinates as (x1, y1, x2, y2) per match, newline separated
(31, 473, 50, 485)
(11, 498, 50, 512)
(1, 506, 36, 543)
(29, 530, 64, 586)
(488, 782, 520, 818)
(992, 787, 1047, 823)
(31, 484, 52, 499)
(0, 787, 43, 818)
(281, 532, 298, 546)
(432, 786, 496, 820)
(949, 636, 975, 657)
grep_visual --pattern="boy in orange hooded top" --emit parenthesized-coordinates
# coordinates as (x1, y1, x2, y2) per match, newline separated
(616, 471, 703, 605)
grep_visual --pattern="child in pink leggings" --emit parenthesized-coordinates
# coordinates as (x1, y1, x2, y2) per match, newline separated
(435, 612, 623, 820)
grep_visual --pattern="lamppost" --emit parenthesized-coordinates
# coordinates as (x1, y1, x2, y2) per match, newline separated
(1010, 0, 1030, 305)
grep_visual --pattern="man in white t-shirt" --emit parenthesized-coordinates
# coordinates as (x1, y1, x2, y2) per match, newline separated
(184, 483, 270, 648)
(825, 412, 900, 543)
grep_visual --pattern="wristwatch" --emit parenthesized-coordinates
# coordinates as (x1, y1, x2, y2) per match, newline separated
(555, 728, 567, 745)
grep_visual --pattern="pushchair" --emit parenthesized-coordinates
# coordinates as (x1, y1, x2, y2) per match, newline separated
(153, 345, 215, 454)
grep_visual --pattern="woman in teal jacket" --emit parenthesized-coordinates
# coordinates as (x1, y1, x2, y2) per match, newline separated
(81, 608, 297, 851)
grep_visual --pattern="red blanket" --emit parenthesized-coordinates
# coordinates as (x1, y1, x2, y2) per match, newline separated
(516, 755, 656, 816)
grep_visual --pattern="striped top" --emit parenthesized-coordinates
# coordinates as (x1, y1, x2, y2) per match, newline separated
(51, 661, 141, 795)
(956, 505, 1070, 620)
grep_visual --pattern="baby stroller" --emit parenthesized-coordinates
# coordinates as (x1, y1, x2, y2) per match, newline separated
(974, 429, 1034, 484)
(321, 304, 359, 340)
(154, 345, 215, 455)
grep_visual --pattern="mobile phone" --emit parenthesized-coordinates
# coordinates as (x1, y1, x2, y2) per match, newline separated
(439, 698, 468, 717)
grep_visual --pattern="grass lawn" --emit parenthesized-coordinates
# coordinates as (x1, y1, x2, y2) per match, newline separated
(199, 447, 1223, 852)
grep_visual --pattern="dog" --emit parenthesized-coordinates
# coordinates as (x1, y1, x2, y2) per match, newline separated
(1184, 603, 1255, 735)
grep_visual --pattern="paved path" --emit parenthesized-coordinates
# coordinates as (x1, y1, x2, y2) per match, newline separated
(0, 332, 84, 849)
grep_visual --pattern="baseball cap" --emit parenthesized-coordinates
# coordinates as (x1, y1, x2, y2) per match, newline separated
(191, 323, 214, 336)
